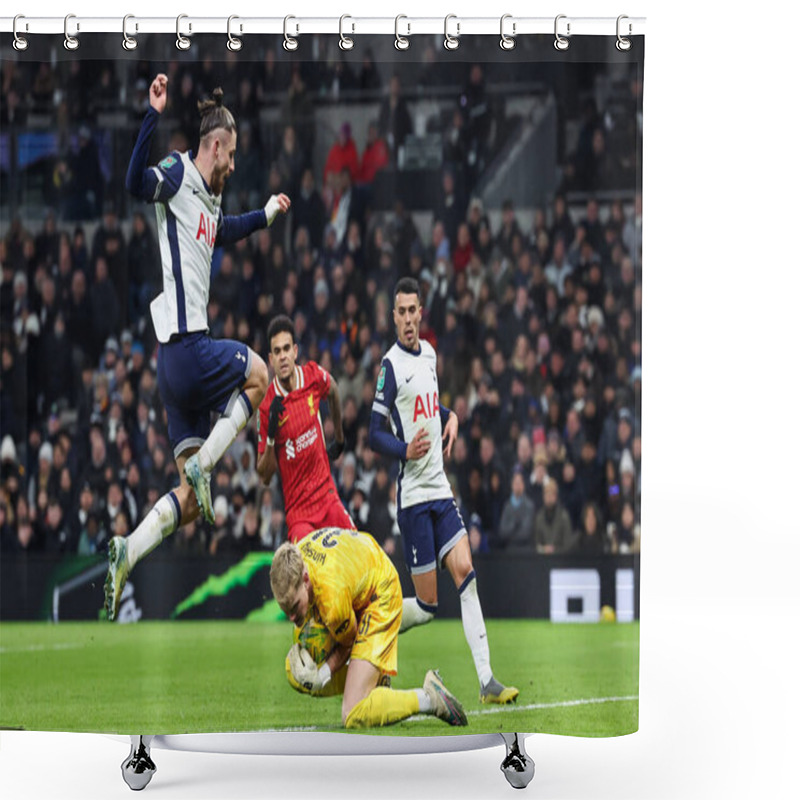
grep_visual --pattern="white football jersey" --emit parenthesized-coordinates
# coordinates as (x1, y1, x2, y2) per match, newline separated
(372, 340, 452, 510)
(148, 151, 222, 343)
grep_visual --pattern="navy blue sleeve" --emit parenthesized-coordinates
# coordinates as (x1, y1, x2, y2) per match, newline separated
(126, 107, 167, 202)
(216, 209, 267, 246)
(369, 411, 407, 462)
(368, 359, 407, 462)
(440, 404, 451, 429)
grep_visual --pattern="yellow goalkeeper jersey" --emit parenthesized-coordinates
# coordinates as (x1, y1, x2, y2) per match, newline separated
(298, 527, 400, 653)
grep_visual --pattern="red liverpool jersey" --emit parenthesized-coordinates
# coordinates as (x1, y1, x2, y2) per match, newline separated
(257, 361, 338, 527)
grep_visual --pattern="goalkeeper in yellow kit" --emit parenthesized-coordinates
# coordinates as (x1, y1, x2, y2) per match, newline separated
(270, 527, 468, 729)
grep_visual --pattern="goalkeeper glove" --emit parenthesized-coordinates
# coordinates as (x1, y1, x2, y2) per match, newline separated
(267, 395, 284, 441)
(327, 439, 344, 460)
(288, 644, 332, 695)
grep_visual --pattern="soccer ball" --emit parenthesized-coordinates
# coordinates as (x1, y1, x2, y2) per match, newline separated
(293, 615, 336, 665)
(285, 615, 346, 697)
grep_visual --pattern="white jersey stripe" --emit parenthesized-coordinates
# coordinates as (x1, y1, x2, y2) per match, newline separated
(150, 151, 221, 343)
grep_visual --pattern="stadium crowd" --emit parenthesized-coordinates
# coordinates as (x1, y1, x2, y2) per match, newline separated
(1, 47, 642, 562)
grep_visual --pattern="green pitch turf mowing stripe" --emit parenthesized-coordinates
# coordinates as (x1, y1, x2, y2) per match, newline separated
(0, 619, 638, 737)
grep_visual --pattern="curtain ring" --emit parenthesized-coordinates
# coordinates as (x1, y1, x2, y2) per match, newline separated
(283, 15, 298, 51)
(12, 15, 28, 51)
(122, 15, 138, 51)
(444, 14, 460, 51)
(227, 15, 242, 51)
(394, 15, 410, 51)
(499, 14, 516, 50)
(554, 14, 570, 51)
(176, 14, 191, 50)
(339, 15, 354, 50)
(616, 15, 632, 51)
(63, 14, 79, 51)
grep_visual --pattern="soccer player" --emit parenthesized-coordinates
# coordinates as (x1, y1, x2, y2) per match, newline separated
(270, 528, 468, 729)
(104, 74, 290, 621)
(368, 277, 519, 705)
(256, 315, 355, 543)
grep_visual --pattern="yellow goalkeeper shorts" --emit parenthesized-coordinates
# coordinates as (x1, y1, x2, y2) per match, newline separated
(350, 564, 402, 677)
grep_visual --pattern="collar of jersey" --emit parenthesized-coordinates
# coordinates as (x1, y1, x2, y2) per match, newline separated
(396, 339, 422, 356)
(274, 365, 304, 397)
(188, 151, 214, 196)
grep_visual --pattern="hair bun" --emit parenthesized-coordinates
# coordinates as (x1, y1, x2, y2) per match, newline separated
(212, 87, 224, 106)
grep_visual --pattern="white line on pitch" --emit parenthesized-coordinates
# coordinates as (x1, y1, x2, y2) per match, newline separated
(0, 642, 84, 654)
(468, 694, 639, 716)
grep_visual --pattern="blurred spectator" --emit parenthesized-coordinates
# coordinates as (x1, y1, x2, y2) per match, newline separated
(275, 125, 306, 201)
(435, 170, 467, 254)
(496, 200, 522, 260)
(459, 64, 492, 190)
(127, 212, 159, 327)
(292, 169, 326, 250)
(225, 121, 264, 214)
(533, 480, 573, 555)
(56, 126, 104, 220)
(573, 502, 606, 555)
(208, 495, 236, 556)
(497, 468, 536, 551)
(239, 504, 266, 552)
(378, 74, 413, 164)
(324, 123, 359, 186)
(615, 500, 640, 554)
(282, 69, 315, 160)
(468, 512, 489, 555)
(366, 465, 394, 551)
(89, 258, 121, 362)
(349, 480, 370, 529)
(358, 122, 390, 184)
(558, 461, 585, 530)
(172, 518, 207, 556)
(358, 48, 381, 92)
(232, 442, 260, 500)
(77, 510, 106, 556)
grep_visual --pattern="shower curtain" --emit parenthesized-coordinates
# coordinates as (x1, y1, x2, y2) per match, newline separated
(0, 23, 642, 741)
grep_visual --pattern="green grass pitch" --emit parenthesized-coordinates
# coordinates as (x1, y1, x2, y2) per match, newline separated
(0, 620, 638, 737)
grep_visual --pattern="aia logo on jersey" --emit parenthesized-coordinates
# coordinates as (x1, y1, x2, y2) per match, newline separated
(413, 392, 439, 422)
(196, 213, 217, 248)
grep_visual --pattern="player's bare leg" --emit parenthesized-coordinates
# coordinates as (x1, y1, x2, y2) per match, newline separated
(105, 449, 201, 621)
(185, 352, 269, 523)
(400, 569, 438, 633)
(444, 537, 519, 705)
(341, 658, 382, 725)
(342, 658, 466, 728)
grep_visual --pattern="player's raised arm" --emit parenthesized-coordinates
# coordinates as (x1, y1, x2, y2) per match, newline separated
(125, 74, 182, 203)
(149, 73, 168, 113)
